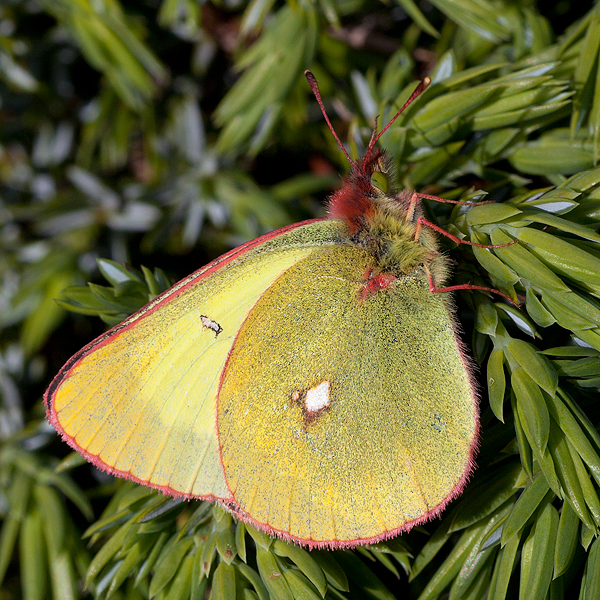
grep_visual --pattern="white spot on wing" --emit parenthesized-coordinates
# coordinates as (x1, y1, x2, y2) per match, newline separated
(304, 381, 330, 413)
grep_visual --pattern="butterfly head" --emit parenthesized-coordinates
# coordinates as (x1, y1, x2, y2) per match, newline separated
(305, 71, 434, 276)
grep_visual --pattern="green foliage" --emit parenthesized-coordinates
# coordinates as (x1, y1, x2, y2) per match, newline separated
(72, 483, 410, 600)
(1, 0, 600, 599)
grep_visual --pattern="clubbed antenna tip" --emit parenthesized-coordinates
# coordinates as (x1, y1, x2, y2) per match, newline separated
(369, 76, 431, 151)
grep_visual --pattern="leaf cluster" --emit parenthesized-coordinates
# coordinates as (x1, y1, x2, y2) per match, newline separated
(74, 483, 412, 600)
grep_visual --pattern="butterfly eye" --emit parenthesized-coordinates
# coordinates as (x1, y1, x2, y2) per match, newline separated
(371, 171, 389, 194)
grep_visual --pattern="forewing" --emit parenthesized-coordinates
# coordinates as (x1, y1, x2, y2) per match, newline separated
(46, 220, 346, 500)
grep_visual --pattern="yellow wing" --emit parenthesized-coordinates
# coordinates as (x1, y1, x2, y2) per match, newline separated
(218, 244, 477, 546)
(46, 219, 347, 500)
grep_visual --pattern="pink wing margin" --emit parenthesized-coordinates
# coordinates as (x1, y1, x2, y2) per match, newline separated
(44, 219, 321, 502)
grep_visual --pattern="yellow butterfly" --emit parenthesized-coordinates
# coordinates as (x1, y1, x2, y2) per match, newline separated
(46, 72, 514, 548)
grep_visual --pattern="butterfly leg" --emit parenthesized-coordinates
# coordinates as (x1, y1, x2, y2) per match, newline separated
(414, 216, 516, 249)
(424, 265, 519, 307)
(414, 192, 494, 206)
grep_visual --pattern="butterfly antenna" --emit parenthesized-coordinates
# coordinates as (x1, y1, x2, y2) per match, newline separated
(365, 77, 431, 161)
(305, 70, 356, 169)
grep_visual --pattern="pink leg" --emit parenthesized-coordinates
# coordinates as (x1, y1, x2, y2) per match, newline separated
(406, 192, 493, 225)
(426, 268, 520, 307)
(405, 192, 419, 222)
(415, 192, 494, 206)
(415, 217, 517, 249)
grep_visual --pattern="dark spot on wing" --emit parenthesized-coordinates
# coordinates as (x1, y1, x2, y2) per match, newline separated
(431, 412, 445, 432)
(200, 315, 223, 337)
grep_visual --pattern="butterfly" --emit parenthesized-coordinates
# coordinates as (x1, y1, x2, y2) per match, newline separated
(45, 71, 515, 549)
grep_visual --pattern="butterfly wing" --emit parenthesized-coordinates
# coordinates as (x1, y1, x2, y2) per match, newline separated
(218, 244, 478, 547)
(45, 219, 347, 500)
